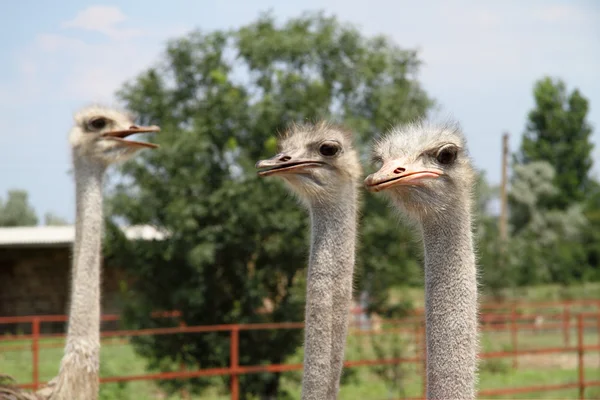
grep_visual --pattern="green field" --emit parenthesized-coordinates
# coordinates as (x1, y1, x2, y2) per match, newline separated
(2, 283, 600, 399)
(389, 282, 600, 309)
(1, 327, 599, 399)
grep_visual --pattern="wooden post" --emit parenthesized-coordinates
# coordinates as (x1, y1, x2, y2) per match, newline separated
(597, 310, 600, 353)
(230, 326, 240, 400)
(564, 305, 571, 346)
(499, 132, 509, 245)
(597, 310, 600, 372)
(577, 314, 585, 400)
(32, 317, 40, 390)
(178, 321, 190, 400)
(511, 304, 518, 369)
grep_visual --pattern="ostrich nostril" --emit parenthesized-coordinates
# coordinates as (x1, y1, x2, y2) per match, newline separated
(129, 125, 140, 130)
(393, 167, 405, 174)
(279, 156, 291, 162)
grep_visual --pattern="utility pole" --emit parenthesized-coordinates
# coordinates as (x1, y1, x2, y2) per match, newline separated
(499, 132, 509, 244)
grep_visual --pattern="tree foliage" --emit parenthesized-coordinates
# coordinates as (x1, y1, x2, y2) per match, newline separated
(101, 11, 600, 398)
(581, 181, 600, 281)
(508, 162, 588, 285)
(473, 172, 505, 294)
(105, 12, 432, 399)
(509, 77, 598, 285)
(44, 212, 68, 226)
(0, 190, 38, 227)
(515, 77, 594, 212)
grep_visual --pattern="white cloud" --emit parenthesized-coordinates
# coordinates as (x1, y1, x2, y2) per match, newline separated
(62, 5, 144, 40)
(534, 4, 592, 23)
(4, 7, 186, 104)
(471, 10, 502, 28)
(0, 58, 44, 107)
(37, 33, 86, 52)
(61, 46, 156, 102)
(19, 61, 37, 77)
(37, 37, 158, 102)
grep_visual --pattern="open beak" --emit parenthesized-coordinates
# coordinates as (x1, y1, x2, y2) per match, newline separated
(255, 155, 325, 177)
(364, 160, 443, 192)
(102, 125, 161, 149)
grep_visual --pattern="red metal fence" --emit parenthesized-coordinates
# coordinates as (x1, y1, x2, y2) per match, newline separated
(1, 299, 600, 399)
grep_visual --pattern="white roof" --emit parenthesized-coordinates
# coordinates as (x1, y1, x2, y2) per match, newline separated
(0, 225, 168, 248)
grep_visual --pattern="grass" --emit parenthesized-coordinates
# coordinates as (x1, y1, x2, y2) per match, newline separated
(388, 282, 600, 310)
(1, 282, 599, 399)
(1, 328, 599, 399)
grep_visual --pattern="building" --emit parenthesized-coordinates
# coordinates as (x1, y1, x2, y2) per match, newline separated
(0, 225, 165, 331)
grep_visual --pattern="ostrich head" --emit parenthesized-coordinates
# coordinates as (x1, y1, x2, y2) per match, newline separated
(256, 122, 362, 204)
(69, 105, 160, 165)
(365, 120, 475, 220)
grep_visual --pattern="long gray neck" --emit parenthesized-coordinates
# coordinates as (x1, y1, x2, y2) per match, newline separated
(301, 186, 358, 400)
(421, 204, 478, 400)
(50, 155, 105, 399)
(64, 155, 104, 368)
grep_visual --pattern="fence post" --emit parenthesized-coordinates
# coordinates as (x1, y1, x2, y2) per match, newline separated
(597, 310, 600, 352)
(510, 303, 518, 369)
(577, 314, 584, 400)
(597, 310, 600, 372)
(32, 317, 40, 390)
(178, 321, 190, 400)
(230, 325, 240, 400)
(564, 304, 571, 346)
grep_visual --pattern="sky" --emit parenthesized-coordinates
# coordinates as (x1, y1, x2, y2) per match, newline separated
(1, 0, 599, 223)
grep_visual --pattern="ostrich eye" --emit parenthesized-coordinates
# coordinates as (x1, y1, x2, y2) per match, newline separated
(89, 118, 107, 130)
(371, 156, 383, 169)
(319, 142, 340, 157)
(436, 146, 458, 165)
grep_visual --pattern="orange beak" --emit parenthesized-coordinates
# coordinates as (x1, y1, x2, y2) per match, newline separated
(364, 160, 443, 192)
(102, 125, 161, 149)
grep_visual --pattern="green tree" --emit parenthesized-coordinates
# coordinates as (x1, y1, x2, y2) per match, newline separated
(508, 162, 588, 285)
(0, 190, 38, 226)
(44, 212, 68, 226)
(472, 172, 507, 295)
(510, 76, 597, 285)
(515, 77, 594, 215)
(105, 12, 432, 399)
(581, 181, 600, 281)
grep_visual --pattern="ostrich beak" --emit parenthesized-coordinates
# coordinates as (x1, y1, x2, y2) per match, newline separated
(255, 154, 325, 177)
(364, 160, 443, 192)
(102, 125, 161, 149)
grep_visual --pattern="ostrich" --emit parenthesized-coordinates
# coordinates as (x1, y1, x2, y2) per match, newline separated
(365, 120, 478, 400)
(0, 106, 159, 400)
(256, 122, 362, 400)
